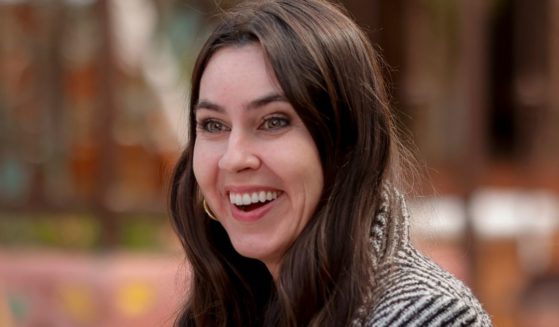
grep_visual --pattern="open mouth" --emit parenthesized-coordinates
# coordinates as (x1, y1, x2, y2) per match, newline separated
(229, 191, 281, 212)
(236, 201, 272, 212)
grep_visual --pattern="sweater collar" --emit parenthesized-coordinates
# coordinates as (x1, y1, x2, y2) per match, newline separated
(369, 185, 411, 266)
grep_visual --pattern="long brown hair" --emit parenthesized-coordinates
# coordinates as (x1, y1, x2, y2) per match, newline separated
(169, 0, 404, 326)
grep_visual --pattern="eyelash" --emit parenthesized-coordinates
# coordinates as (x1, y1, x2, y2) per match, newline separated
(196, 115, 291, 134)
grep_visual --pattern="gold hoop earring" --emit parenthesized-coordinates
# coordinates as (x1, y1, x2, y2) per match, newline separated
(203, 199, 218, 221)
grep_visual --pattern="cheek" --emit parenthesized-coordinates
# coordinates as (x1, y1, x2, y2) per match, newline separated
(192, 141, 215, 191)
(266, 137, 323, 197)
(300, 144, 324, 206)
(304, 154, 324, 204)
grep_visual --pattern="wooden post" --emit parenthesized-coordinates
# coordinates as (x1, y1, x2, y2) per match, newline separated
(457, 0, 491, 292)
(547, 0, 559, 166)
(94, 0, 118, 248)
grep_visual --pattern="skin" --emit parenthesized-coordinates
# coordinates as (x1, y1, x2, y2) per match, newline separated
(193, 44, 324, 278)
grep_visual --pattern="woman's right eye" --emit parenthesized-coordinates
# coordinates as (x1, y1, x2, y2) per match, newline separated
(197, 119, 229, 133)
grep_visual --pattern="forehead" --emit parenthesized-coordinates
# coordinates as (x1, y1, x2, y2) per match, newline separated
(198, 44, 283, 103)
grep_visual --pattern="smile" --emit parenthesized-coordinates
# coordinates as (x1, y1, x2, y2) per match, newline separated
(229, 190, 281, 212)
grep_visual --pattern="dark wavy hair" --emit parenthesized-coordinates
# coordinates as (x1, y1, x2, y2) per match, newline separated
(169, 0, 406, 326)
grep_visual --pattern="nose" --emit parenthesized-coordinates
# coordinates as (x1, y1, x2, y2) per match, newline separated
(218, 131, 261, 173)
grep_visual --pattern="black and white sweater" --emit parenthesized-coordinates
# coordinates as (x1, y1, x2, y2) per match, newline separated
(356, 187, 493, 326)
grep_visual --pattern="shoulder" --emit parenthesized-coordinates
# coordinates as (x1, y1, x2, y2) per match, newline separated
(362, 248, 493, 327)
(362, 186, 492, 326)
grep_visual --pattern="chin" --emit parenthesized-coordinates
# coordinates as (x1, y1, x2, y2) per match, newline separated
(231, 242, 280, 266)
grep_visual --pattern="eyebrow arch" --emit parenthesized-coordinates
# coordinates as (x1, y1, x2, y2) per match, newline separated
(247, 93, 288, 110)
(194, 100, 223, 112)
(195, 93, 289, 112)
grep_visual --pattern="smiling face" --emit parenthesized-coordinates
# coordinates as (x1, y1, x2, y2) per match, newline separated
(193, 44, 324, 277)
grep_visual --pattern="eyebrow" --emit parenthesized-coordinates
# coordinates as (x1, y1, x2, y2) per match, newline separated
(195, 93, 289, 112)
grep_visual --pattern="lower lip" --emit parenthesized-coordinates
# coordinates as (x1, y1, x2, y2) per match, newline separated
(229, 195, 281, 222)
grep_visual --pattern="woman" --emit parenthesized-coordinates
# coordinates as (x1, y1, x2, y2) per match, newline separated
(169, 0, 492, 326)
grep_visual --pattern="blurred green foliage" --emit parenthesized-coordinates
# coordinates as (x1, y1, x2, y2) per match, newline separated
(120, 215, 169, 251)
(0, 213, 172, 252)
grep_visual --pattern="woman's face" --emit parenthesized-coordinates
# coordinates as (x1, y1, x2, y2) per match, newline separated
(193, 44, 324, 277)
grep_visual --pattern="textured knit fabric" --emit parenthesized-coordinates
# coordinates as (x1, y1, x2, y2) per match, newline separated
(355, 187, 493, 326)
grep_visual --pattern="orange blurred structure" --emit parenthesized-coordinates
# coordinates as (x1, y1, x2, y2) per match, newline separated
(1, 0, 558, 326)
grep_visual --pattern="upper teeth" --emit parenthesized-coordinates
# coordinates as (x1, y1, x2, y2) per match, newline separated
(229, 191, 279, 206)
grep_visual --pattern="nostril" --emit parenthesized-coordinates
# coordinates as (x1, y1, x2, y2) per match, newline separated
(218, 147, 261, 172)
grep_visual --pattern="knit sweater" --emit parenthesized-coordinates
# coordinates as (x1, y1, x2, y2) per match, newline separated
(356, 187, 493, 326)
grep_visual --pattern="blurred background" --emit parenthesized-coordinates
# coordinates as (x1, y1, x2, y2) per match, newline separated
(0, 0, 558, 326)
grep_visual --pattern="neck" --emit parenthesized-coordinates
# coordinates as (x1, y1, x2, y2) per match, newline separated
(266, 261, 280, 281)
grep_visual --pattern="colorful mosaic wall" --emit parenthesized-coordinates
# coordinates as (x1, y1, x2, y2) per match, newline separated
(0, 250, 187, 327)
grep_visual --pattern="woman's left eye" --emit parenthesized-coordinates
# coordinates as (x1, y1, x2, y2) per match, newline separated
(261, 116, 290, 130)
